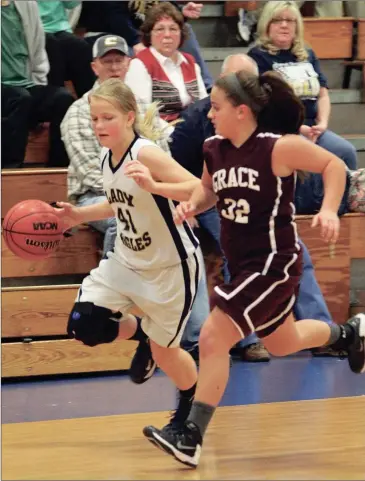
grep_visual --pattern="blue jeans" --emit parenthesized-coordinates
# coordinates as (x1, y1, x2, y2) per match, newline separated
(181, 24, 214, 91)
(182, 247, 210, 349)
(316, 129, 357, 171)
(77, 192, 117, 258)
(294, 240, 332, 324)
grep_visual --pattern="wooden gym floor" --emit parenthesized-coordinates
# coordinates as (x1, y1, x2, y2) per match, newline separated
(2, 355, 365, 480)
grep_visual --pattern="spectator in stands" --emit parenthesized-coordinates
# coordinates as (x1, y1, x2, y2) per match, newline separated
(60, 34, 204, 363)
(38, 0, 95, 98)
(248, 1, 358, 173)
(1, 0, 74, 168)
(78, 1, 213, 91)
(170, 52, 341, 360)
(124, 2, 207, 121)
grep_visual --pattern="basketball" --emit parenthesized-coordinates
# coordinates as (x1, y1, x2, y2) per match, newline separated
(2, 200, 64, 260)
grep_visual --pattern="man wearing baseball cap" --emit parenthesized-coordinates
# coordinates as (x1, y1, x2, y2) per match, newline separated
(92, 34, 129, 61)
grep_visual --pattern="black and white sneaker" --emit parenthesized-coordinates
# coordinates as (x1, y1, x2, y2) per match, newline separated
(129, 339, 156, 384)
(143, 421, 202, 468)
(346, 313, 365, 374)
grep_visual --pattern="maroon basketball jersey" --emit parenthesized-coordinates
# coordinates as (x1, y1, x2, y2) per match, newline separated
(204, 129, 300, 277)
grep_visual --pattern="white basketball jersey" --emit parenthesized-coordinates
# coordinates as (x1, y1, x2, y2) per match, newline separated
(101, 136, 199, 270)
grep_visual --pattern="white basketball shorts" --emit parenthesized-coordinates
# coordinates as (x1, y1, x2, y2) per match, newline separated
(76, 249, 202, 347)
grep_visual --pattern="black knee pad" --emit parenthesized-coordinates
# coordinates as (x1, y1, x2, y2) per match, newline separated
(67, 302, 121, 347)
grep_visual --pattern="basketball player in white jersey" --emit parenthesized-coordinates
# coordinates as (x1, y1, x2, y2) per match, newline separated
(56, 78, 203, 434)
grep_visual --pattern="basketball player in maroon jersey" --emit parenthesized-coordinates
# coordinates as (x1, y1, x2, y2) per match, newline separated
(139, 71, 365, 467)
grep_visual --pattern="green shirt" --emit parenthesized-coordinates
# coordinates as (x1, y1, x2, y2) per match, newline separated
(1, 2, 34, 87)
(38, 0, 79, 34)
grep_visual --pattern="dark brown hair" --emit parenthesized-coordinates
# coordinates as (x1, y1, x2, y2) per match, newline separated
(215, 70, 304, 135)
(140, 2, 189, 48)
(215, 70, 307, 179)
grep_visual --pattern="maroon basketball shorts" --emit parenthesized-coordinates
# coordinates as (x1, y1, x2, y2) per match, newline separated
(211, 252, 303, 338)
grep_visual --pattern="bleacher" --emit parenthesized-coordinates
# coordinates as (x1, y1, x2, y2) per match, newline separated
(2, 9, 365, 378)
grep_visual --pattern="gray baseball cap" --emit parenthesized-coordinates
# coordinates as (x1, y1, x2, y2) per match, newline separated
(92, 35, 129, 58)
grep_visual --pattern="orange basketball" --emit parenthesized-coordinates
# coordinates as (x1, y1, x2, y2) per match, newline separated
(2, 200, 64, 260)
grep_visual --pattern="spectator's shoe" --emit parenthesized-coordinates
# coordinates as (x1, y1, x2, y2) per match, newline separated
(346, 313, 365, 374)
(240, 342, 271, 362)
(143, 421, 202, 468)
(237, 8, 256, 45)
(129, 339, 156, 384)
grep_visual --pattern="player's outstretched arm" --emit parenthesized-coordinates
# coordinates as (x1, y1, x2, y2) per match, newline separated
(55, 200, 114, 231)
(125, 146, 201, 201)
(174, 164, 217, 224)
(272, 135, 347, 243)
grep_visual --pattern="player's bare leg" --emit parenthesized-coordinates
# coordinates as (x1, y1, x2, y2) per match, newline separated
(144, 307, 241, 467)
(143, 341, 198, 449)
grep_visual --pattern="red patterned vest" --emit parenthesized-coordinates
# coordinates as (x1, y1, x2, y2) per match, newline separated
(136, 48, 200, 121)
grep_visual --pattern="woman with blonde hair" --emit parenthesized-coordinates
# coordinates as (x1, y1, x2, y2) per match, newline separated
(55, 77, 204, 436)
(248, 1, 357, 172)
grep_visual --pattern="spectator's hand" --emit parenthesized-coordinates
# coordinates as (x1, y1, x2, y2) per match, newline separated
(182, 2, 203, 19)
(133, 42, 146, 55)
(300, 125, 317, 143)
(173, 201, 197, 224)
(311, 209, 340, 244)
(124, 160, 156, 192)
(311, 120, 327, 141)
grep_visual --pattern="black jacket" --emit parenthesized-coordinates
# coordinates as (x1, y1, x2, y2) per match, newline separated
(170, 96, 213, 178)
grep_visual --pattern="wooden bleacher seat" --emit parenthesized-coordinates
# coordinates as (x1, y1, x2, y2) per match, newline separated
(1, 168, 68, 217)
(2, 212, 365, 378)
(1, 225, 102, 278)
(343, 18, 365, 101)
(1, 284, 137, 377)
(302, 17, 354, 59)
(1, 168, 102, 278)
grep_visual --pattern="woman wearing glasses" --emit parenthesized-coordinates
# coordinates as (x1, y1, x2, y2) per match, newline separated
(125, 2, 207, 121)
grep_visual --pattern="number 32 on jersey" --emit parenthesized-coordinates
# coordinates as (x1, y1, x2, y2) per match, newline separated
(221, 198, 250, 224)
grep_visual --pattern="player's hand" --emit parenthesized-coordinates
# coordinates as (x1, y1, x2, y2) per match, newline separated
(187, 216, 199, 229)
(173, 201, 197, 224)
(311, 209, 340, 244)
(182, 2, 203, 18)
(53, 202, 83, 232)
(124, 160, 157, 193)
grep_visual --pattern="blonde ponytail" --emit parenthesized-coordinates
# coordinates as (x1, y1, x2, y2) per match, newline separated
(89, 78, 178, 145)
(134, 102, 169, 142)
